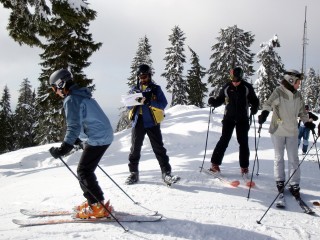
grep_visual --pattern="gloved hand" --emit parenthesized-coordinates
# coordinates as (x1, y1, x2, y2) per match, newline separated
(142, 91, 152, 105)
(74, 138, 83, 149)
(49, 142, 74, 159)
(136, 97, 146, 104)
(258, 110, 269, 124)
(304, 122, 316, 131)
(208, 97, 218, 107)
(250, 106, 258, 115)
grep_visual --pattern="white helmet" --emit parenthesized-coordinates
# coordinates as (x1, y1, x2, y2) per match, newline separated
(284, 69, 302, 85)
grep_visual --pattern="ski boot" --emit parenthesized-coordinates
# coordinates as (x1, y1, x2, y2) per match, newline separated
(276, 181, 286, 208)
(289, 184, 300, 198)
(162, 171, 180, 186)
(125, 172, 139, 185)
(73, 201, 113, 219)
(210, 164, 221, 173)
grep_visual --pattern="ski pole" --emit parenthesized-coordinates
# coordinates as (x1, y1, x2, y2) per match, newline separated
(257, 135, 319, 224)
(247, 116, 260, 200)
(58, 156, 128, 232)
(199, 107, 213, 172)
(311, 132, 320, 170)
(97, 165, 156, 213)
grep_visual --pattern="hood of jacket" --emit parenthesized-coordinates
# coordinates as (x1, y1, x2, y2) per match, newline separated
(68, 84, 92, 99)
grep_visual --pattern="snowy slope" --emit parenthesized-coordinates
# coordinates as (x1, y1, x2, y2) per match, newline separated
(0, 105, 320, 240)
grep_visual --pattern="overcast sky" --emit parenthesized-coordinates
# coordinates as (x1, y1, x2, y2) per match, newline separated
(1, 0, 319, 127)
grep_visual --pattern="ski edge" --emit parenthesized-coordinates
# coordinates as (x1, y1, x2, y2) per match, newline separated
(12, 215, 163, 227)
(20, 209, 159, 218)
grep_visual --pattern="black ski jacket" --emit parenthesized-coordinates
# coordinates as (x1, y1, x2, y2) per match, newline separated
(213, 81, 259, 122)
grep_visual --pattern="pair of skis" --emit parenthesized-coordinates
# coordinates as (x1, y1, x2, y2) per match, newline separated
(13, 209, 162, 227)
(276, 193, 315, 215)
(202, 168, 255, 188)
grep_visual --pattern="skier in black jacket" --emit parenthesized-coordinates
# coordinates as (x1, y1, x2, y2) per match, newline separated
(208, 67, 259, 176)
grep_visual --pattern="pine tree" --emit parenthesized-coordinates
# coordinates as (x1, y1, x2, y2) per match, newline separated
(315, 73, 320, 113)
(186, 46, 207, 108)
(127, 36, 154, 88)
(2, 1, 101, 144)
(255, 35, 284, 107)
(0, 0, 51, 46)
(116, 36, 154, 132)
(207, 25, 255, 97)
(34, 81, 63, 144)
(35, 3, 101, 143)
(0, 86, 14, 153)
(162, 26, 187, 106)
(13, 78, 37, 149)
(304, 68, 319, 109)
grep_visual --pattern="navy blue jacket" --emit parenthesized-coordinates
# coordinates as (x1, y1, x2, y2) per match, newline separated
(129, 83, 167, 128)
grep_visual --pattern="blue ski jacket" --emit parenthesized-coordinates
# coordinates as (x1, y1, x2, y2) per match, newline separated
(63, 85, 114, 146)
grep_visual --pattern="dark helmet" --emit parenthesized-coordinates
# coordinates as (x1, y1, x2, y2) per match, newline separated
(137, 64, 152, 77)
(230, 67, 244, 82)
(284, 69, 303, 85)
(49, 69, 72, 89)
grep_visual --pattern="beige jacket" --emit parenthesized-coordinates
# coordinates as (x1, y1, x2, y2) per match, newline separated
(262, 85, 308, 136)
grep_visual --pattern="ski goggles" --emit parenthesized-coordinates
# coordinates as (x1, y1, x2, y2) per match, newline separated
(51, 79, 66, 91)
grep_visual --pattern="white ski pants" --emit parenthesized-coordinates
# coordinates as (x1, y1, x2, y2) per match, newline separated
(271, 134, 300, 186)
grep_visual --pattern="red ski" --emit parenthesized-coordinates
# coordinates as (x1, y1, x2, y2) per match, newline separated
(202, 168, 240, 187)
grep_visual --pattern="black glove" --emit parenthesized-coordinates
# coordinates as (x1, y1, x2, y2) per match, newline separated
(304, 122, 316, 131)
(49, 142, 74, 159)
(250, 106, 258, 115)
(74, 138, 83, 149)
(141, 92, 152, 105)
(258, 110, 269, 125)
(136, 97, 144, 103)
(208, 97, 218, 107)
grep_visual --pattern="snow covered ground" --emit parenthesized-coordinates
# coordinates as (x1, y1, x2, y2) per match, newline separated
(0, 105, 320, 240)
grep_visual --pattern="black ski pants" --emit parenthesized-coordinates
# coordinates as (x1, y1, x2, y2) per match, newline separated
(77, 144, 109, 205)
(211, 119, 250, 168)
(128, 115, 171, 174)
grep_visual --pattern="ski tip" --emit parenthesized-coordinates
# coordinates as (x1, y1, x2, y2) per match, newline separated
(306, 210, 315, 215)
(231, 180, 240, 187)
(12, 219, 24, 226)
(20, 209, 27, 214)
(246, 181, 255, 188)
(312, 201, 320, 206)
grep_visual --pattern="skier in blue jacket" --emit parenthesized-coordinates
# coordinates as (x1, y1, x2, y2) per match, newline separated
(49, 69, 113, 219)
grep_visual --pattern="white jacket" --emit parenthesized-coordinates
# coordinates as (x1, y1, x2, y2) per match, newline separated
(262, 85, 308, 136)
